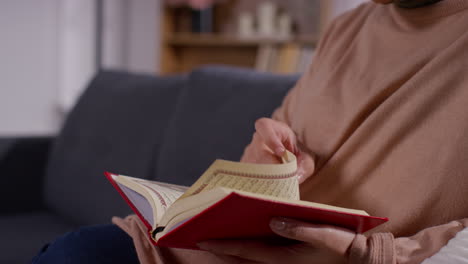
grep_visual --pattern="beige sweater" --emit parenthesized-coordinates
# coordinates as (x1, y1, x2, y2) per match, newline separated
(114, 1, 468, 263)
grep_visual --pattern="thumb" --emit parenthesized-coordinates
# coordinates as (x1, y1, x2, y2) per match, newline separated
(269, 217, 356, 256)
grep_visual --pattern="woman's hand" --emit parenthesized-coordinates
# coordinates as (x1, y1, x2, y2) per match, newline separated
(198, 217, 356, 264)
(241, 118, 315, 183)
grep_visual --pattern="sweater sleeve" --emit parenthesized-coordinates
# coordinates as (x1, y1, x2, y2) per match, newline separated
(271, 76, 303, 126)
(271, 14, 340, 127)
(348, 218, 468, 264)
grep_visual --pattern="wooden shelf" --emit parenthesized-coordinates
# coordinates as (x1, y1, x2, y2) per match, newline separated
(160, 1, 322, 75)
(167, 33, 319, 47)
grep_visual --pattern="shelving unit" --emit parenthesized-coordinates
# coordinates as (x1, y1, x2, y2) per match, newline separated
(160, 2, 321, 75)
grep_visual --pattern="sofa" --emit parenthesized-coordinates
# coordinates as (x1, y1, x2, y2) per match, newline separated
(0, 66, 299, 263)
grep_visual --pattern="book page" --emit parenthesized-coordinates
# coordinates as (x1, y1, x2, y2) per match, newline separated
(117, 183, 155, 226)
(131, 178, 188, 209)
(178, 151, 299, 201)
(114, 176, 188, 226)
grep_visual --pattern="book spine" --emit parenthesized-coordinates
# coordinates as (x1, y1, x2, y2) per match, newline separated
(191, 8, 213, 33)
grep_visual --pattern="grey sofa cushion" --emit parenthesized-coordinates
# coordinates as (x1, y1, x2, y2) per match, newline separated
(155, 66, 299, 186)
(45, 71, 185, 225)
(0, 212, 77, 264)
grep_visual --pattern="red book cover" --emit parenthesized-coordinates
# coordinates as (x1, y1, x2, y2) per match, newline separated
(105, 172, 388, 250)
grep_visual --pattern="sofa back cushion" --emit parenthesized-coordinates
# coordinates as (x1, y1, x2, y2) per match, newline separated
(45, 71, 185, 225)
(155, 66, 299, 186)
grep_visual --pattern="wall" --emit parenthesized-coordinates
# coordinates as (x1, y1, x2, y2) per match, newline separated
(57, 0, 97, 112)
(0, 0, 60, 136)
(127, 0, 161, 73)
(0, 0, 162, 136)
(102, 0, 161, 73)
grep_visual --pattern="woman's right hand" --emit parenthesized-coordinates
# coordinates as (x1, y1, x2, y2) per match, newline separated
(241, 118, 314, 183)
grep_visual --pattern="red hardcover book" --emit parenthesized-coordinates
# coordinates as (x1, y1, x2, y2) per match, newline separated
(105, 152, 388, 250)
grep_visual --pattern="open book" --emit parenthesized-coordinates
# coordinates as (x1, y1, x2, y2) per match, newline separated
(106, 151, 388, 250)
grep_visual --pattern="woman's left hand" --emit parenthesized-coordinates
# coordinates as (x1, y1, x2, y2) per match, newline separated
(197, 217, 357, 264)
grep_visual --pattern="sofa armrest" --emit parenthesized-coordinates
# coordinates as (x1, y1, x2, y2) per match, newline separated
(0, 136, 53, 215)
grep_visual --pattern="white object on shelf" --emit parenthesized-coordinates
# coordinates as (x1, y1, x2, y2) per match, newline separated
(277, 13, 292, 39)
(257, 1, 277, 37)
(238, 11, 255, 38)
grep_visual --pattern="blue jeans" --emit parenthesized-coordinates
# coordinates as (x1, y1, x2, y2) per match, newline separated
(31, 224, 139, 264)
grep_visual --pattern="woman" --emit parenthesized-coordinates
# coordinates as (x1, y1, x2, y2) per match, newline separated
(33, 0, 468, 263)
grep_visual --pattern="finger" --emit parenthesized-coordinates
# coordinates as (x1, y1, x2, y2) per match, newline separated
(280, 125, 299, 155)
(241, 143, 280, 165)
(251, 133, 281, 164)
(198, 240, 279, 263)
(283, 129, 299, 155)
(255, 118, 289, 156)
(297, 151, 315, 183)
(240, 142, 255, 163)
(275, 125, 295, 154)
(269, 217, 356, 256)
(296, 167, 306, 184)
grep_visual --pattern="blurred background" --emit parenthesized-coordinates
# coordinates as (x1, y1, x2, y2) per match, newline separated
(0, 0, 366, 137)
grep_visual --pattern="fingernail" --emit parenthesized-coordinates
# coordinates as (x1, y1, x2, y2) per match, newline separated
(275, 147, 285, 156)
(270, 218, 288, 231)
(297, 173, 304, 183)
(296, 168, 304, 181)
